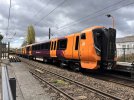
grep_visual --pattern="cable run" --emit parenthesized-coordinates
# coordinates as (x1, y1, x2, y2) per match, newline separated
(58, 0, 127, 30)
(33, 0, 53, 18)
(53, 1, 134, 34)
(34, 0, 67, 26)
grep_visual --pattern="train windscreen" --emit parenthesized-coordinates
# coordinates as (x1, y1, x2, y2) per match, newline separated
(93, 28, 116, 60)
(93, 29, 102, 56)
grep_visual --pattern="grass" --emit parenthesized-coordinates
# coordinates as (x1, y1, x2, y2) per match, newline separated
(53, 79, 68, 85)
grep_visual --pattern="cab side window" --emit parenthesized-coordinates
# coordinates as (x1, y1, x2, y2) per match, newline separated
(81, 33, 86, 39)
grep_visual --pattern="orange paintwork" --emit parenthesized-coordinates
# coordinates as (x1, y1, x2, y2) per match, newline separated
(50, 39, 57, 57)
(22, 47, 24, 54)
(22, 46, 27, 55)
(63, 33, 80, 60)
(29, 46, 32, 55)
(72, 33, 80, 59)
(17, 26, 116, 70)
(79, 26, 103, 69)
(62, 26, 103, 69)
(64, 34, 74, 59)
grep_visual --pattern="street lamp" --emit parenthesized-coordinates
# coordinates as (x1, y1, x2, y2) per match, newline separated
(106, 14, 115, 29)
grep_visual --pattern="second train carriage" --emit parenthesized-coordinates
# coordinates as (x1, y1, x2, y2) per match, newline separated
(16, 26, 116, 70)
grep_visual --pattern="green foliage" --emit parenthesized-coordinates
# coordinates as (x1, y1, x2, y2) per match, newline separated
(27, 25, 35, 44)
(53, 80, 68, 85)
(0, 34, 3, 42)
(21, 40, 27, 46)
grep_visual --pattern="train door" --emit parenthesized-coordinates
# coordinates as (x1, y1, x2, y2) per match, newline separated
(79, 32, 91, 69)
(72, 33, 80, 59)
(50, 39, 57, 57)
(29, 46, 32, 55)
(53, 40, 57, 57)
(79, 32, 89, 59)
(79, 31, 98, 69)
(50, 40, 54, 57)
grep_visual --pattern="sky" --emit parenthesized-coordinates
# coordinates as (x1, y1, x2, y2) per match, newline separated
(0, 0, 134, 48)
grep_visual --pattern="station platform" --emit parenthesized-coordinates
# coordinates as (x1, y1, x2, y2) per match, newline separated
(0, 60, 51, 100)
(117, 62, 133, 67)
(116, 62, 134, 70)
(114, 61, 134, 78)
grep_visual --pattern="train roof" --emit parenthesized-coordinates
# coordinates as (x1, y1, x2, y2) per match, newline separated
(81, 26, 105, 33)
(21, 26, 105, 48)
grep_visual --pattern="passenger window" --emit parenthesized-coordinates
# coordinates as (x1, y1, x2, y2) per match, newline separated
(81, 33, 86, 39)
(42, 43, 45, 49)
(35, 45, 37, 50)
(75, 36, 79, 50)
(57, 39, 67, 50)
(38, 45, 41, 50)
(41, 44, 43, 50)
(32, 46, 34, 50)
(45, 42, 50, 50)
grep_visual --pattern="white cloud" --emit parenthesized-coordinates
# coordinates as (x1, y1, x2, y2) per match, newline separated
(0, 0, 134, 48)
(0, 0, 10, 5)
(127, 20, 134, 27)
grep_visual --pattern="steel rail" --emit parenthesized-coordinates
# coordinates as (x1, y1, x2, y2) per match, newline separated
(100, 73, 134, 88)
(23, 59, 122, 100)
(29, 70, 75, 100)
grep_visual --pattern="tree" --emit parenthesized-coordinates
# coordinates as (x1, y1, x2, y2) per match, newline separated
(27, 25, 35, 44)
(21, 40, 27, 46)
(0, 33, 3, 42)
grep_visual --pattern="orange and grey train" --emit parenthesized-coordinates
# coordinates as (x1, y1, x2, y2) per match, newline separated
(16, 26, 116, 70)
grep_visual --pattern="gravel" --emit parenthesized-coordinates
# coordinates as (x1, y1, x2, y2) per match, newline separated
(21, 58, 134, 100)
(30, 68, 111, 100)
(20, 57, 134, 100)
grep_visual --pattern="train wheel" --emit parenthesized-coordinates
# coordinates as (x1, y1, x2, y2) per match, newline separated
(70, 63, 81, 72)
(43, 58, 47, 63)
(60, 62, 66, 68)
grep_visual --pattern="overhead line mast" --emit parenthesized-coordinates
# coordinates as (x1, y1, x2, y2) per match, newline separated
(6, 0, 12, 37)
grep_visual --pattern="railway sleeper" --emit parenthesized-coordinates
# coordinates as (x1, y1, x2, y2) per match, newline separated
(9, 56, 21, 62)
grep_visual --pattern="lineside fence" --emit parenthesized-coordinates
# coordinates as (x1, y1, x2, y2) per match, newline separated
(1, 65, 16, 100)
(0, 42, 10, 59)
(117, 48, 134, 62)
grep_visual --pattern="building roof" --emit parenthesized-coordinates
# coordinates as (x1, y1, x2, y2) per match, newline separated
(116, 35, 134, 43)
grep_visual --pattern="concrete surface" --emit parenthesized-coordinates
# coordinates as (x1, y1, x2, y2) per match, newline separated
(0, 66, 1, 100)
(117, 62, 132, 67)
(1, 60, 51, 100)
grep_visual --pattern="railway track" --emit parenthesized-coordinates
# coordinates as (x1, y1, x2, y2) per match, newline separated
(87, 73, 134, 89)
(9, 56, 21, 62)
(33, 56, 134, 89)
(76, 68, 134, 89)
(20, 57, 122, 100)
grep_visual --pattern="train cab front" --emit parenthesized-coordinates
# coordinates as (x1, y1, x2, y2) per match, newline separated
(93, 27, 116, 70)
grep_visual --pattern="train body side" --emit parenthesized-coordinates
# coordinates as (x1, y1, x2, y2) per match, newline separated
(16, 26, 116, 70)
(56, 28, 101, 69)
